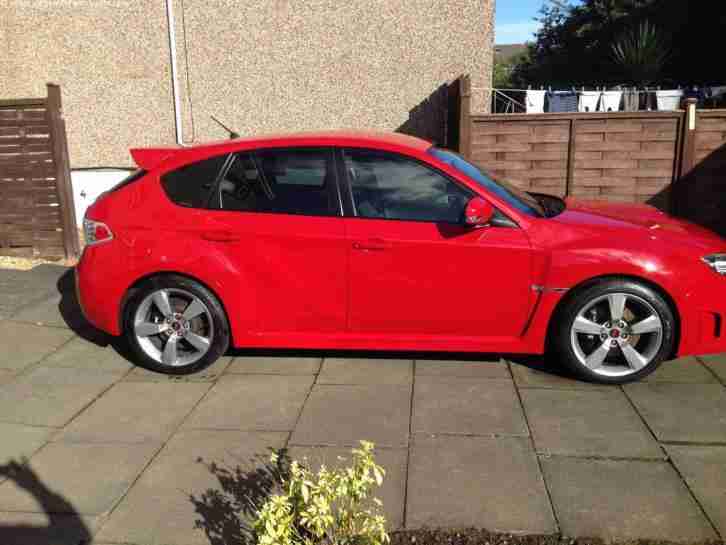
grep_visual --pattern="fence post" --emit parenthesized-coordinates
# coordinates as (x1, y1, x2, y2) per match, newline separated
(459, 75, 472, 159)
(46, 83, 80, 259)
(565, 117, 578, 197)
(674, 98, 698, 216)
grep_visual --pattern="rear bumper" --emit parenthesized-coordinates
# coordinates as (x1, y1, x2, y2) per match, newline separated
(75, 246, 125, 336)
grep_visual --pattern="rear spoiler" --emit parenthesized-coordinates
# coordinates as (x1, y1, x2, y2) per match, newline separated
(129, 147, 179, 170)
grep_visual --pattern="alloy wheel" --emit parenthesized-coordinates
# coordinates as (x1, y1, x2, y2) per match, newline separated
(570, 292, 664, 378)
(133, 288, 214, 367)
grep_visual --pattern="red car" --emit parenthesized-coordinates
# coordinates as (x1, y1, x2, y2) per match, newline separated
(76, 131, 726, 384)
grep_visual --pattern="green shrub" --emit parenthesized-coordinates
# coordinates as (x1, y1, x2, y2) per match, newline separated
(254, 440, 389, 545)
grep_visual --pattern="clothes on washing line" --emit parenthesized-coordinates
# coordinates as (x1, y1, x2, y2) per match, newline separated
(599, 91, 623, 112)
(578, 91, 600, 112)
(623, 89, 639, 111)
(655, 90, 683, 111)
(525, 89, 546, 113)
(547, 91, 578, 112)
(709, 86, 726, 99)
(640, 91, 657, 111)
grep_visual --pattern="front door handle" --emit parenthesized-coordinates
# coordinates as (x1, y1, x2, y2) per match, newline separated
(352, 238, 391, 251)
(201, 230, 240, 242)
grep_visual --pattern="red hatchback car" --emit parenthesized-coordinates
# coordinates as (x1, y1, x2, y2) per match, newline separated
(76, 131, 726, 383)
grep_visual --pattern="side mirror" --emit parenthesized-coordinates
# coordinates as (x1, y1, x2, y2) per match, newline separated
(464, 197, 494, 227)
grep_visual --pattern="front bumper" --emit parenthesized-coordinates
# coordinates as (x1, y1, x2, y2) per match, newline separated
(677, 271, 726, 357)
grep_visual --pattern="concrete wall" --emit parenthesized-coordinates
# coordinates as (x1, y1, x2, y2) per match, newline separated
(1, 0, 494, 168)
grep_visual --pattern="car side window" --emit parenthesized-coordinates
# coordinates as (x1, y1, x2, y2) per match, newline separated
(343, 149, 473, 224)
(216, 149, 338, 217)
(161, 153, 228, 208)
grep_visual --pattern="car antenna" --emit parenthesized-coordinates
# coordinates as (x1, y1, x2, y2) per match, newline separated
(210, 115, 240, 139)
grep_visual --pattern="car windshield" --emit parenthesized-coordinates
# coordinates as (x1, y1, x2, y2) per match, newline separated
(428, 148, 545, 217)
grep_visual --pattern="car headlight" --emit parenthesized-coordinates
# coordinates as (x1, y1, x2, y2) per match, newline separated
(702, 254, 726, 275)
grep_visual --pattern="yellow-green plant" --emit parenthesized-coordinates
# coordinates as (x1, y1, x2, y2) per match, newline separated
(254, 441, 389, 545)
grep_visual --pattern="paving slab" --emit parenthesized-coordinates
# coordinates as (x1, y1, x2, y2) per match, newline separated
(0, 369, 16, 386)
(289, 445, 407, 530)
(521, 388, 663, 459)
(542, 457, 716, 542)
(666, 445, 726, 537)
(643, 356, 716, 383)
(406, 435, 555, 533)
(509, 360, 610, 390)
(225, 356, 321, 375)
(318, 358, 412, 385)
(42, 337, 133, 373)
(291, 384, 411, 448)
(0, 511, 99, 545)
(0, 265, 67, 320)
(0, 268, 26, 319)
(415, 357, 510, 379)
(184, 374, 313, 431)
(56, 382, 210, 444)
(96, 430, 286, 545)
(413, 377, 528, 437)
(0, 366, 124, 427)
(0, 441, 159, 516)
(0, 424, 55, 466)
(625, 383, 726, 442)
(9, 292, 82, 330)
(0, 322, 74, 371)
(123, 356, 232, 382)
(699, 353, 726, 383)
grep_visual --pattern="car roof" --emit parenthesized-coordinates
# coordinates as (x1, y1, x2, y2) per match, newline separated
(130, 130, 433, 170)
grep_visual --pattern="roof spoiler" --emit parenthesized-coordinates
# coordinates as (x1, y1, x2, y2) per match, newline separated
(129, 147, 178, 170)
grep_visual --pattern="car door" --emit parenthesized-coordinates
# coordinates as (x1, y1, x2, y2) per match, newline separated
(202, 147, 347, 335)
(340, 148, 534, 341)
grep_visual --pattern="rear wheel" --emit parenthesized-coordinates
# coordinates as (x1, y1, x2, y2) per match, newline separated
(124, 275, 230, 375)
(551, 279, 676, 384)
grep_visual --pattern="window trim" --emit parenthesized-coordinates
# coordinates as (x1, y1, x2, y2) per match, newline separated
(207, 146, 343, 218)
(337, 147, 479, 225)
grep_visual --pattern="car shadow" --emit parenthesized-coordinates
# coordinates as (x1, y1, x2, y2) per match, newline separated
(56, 268, 138, 362)
(0, 459, 92, 545)
(189, 448, 290, 545)
(228, 347, 577, 379)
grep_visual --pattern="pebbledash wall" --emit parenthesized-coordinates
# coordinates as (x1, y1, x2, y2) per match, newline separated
(0, 0, 494, 169)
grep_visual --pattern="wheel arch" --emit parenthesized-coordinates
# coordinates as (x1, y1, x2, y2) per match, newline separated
(119, 270, 234, 344)
(545, 274, 681, 356)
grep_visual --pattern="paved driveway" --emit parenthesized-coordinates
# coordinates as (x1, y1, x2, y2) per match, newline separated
(0, 266, 725, 544)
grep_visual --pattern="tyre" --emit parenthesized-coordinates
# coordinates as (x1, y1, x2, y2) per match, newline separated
(123, 275, 230, 375)
(550, 278, 676, 384)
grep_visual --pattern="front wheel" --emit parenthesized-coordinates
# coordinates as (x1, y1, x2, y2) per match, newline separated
(124, 275, 230, 375)
(551, 279, 676, 384)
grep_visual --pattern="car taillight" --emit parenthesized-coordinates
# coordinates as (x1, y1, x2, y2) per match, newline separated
(83, 218, 114, 246)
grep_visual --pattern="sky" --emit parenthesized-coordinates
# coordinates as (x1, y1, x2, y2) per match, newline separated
(495, 0, 581, 45)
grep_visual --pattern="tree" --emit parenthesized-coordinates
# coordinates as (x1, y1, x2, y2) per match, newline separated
(510, 1, 726, 88)
(611, 21, 670, 85)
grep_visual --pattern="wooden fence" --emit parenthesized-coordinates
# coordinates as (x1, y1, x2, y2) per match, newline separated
(458, 77, 726, 236)
(0, 84, 79, 259)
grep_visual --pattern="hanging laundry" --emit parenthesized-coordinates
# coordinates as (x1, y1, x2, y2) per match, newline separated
(525, 90, 546, 114)
(578, 91, 600, 112)
(547, 91, 578, 113)
(709, 86, 726, 99)
(623, 89, 639, 111)
(599, 90, 623, 112)
(640, 90, 657, 111)
(655, 90, 684, 111)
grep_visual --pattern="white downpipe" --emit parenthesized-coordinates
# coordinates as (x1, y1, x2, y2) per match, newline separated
(165, 0, 184, 145)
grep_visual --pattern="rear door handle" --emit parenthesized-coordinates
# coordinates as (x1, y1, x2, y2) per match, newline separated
(352, 238, 391, 251)
(201, 230, 240, 242)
